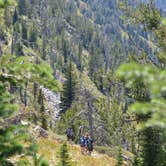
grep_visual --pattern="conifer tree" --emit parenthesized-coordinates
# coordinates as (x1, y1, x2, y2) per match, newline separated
(22, 22, 28, 46)
(13, 9, 18, 25)
(118, 2, 166, 165)
(61, 60, 76, 113)
(77, 43, 83, 71)
(58, 142, 72, 166)
(62, 38, 69, 64)
(38, 89, 48, 130)
(115, 147, 123, 166)
(141, 127, 162, 166)
(18, 0, 30, 16)
(116, 63, 166, 166)
(29, 26, 38, 48)
(0, 83, 23, 165)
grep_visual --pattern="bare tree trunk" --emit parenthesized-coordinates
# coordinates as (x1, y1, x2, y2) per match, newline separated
(24, 82, 28, 106)
(10, 83, 15, 104)
(33, 82, 38, 124)
(20, 87, 24, 103)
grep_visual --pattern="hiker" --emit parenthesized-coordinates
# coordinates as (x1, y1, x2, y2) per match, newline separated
(80, 134, 86, 154)
(66, 127, 74, 141)
(85, 133, 93, 155)
(86, 136, 93, 155)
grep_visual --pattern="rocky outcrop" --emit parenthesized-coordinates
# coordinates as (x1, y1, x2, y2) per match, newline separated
(41, 87, 61, 127)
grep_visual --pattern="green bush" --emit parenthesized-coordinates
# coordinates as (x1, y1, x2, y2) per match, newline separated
(17, 157, 31, 166)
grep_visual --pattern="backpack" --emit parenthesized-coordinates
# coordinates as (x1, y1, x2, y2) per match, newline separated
(80, 137, 85, 146)
(67, 128, 73, 137)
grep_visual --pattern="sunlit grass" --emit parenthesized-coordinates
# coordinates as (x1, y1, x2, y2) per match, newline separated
(37, 136, 118, 166)
(161, 17, 166, 25)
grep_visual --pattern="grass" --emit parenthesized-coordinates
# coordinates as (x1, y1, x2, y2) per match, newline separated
(10, 127, 131, 165)
(37, 136, 117, 166)
(161, 17, 166, 25)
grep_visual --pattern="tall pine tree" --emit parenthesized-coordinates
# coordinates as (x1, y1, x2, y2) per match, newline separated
(0, 83, 24, 165)
(61, 60, 77, 113)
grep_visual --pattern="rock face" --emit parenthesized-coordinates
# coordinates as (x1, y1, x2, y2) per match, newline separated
(41, 87, 61, 127)
(33, 126, 49, 138)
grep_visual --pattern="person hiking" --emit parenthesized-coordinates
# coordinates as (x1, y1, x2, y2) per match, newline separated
(79, 135, 86, 154)
(84, 133, 93, 155)
(86, 136, 93, 155)
(66, 127, 74, 141)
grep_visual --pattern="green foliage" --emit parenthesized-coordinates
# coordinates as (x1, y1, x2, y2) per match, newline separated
(115, 147, 123, 166)
(89, 47, 104, 81)
(61, 60, 77, 112)
(21, 22, 28, 45)
(12, 8, 18, 25)
(33, 154, 49, 166)
(18, 0, 30, 16)
(17, 157, 31, 166)
(0, 55, 60, 91)
(0, 53, 59, 163)
(155, 25, 166, 51)
(132, 154, 141, 166)
(58, 142, 72, 166)
(29, 26, 38, 48)
(161, 17, 166, 25)
(56, 109, 75, 135)
(0, 83, 18, 117)
(0, 0, 4, 8)
(120, 0, 161, 31)
(0, 0, 16, 8)
(27, 143, 49, 166)
(140, 127, 162, 166)
(116, 61, 166, 166)
(116, 62, 166, 129)
(0, 84, 24, 163)
(97, 97, 137, 149)
(139, 1, 161, 30)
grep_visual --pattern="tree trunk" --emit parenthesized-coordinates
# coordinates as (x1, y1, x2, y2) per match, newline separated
(24, 82, 28, 106)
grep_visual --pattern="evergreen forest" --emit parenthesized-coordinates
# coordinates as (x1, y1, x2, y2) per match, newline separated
(0, 0, 165, 165)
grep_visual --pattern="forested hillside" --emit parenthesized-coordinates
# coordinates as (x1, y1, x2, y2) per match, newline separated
(0, 0, 165, 165)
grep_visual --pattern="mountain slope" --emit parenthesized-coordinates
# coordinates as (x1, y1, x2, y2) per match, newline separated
(10, 126, 124, 166)
(38, 137, 117, 166)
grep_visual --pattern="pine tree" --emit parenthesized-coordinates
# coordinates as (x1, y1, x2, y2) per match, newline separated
(22, 22, 28, 46)
(116, 63, 166, 166)
(13, 9, 18, 25)
(61, 60, 77, 113)
(89, 45, 104, 86)
(133, 154, 140, 166)
(0, 83, 23, 165)
(29, 26, 38, 48)
(18, 0, 30, 16)
(58, 142, 72, 166)
(62, 37, 69, 64)
(115, 147, 123, 166)
(141, 127, 162, 166)
(38, 89, 48, 130)
(77, 43, 83, 71)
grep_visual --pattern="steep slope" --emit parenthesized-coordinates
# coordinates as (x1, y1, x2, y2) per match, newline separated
(37, 137, 117, 166)
(23, 126, 130, 166)
(78, 0, 158, 57)
(0, 1, 164, 165)
(9, 124, 122, 166)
